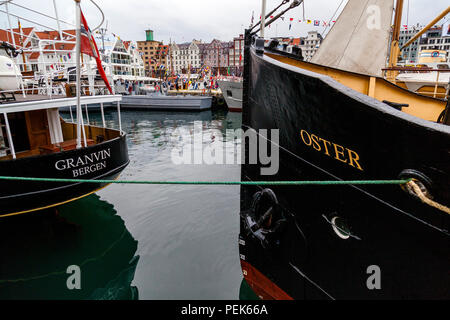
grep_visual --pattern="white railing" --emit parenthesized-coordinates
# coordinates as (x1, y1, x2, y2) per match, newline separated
(0, 0, 124, 160)
(0, 0, 116, 101)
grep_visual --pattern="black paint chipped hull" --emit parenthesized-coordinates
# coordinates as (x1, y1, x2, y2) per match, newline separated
(0, 134, 129, 217)
(239, 34, 450, 300)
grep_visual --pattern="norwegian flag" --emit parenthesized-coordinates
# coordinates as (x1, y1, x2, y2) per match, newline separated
(80, 10, 112, 94)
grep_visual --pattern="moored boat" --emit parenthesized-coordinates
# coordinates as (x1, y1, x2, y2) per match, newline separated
(0, 94, 129, 217)
(217, 78, 243, 112)
(239, 0, 450, 300)
(121, 93, 212, 111)
(0, 0, 129, 218)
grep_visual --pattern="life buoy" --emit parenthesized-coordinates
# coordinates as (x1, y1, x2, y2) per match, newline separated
(155, 85, 160, 92)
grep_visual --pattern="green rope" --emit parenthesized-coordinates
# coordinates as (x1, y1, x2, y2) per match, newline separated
(0, 176, 412, 186)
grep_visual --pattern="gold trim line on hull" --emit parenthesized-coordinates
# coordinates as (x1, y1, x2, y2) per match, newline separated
(0, 183, 112, 218)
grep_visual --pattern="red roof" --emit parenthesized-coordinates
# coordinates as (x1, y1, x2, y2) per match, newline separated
(0, 27, 34, 47)
(35, 29, 76, 41)
(290, 38, 301, 45)
(42, 42, 76, 53)
(28, 52, 40, 60)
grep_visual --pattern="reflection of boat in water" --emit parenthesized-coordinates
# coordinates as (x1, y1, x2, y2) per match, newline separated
(239, 0, 449, 300)
(217, 78, 243, 112)
(0, 194, 139, 300)
(239, 278, 260, 300)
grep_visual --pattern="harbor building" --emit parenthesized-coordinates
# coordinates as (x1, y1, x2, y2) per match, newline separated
(94, 33, 144, 77)
(201, 39, 232, 75)
(166, 41, 202, 74)
(0, 28, 77, 74)
(418, 25, 450, 62)
(299, 31, 323, 61)
(0, 26, 145, 80)
(229, 34, 244, 74)
(137, 29, 164, 76)
(398, 26, 421, 64)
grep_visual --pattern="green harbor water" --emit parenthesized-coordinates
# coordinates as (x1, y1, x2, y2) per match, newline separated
(0, 109, 258, 300)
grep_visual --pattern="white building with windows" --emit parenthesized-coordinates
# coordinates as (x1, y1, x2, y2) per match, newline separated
(166, 41, 201, 74)
(399, 27, 421, 64)
(0, 28, 145, 80)
(418, 26, 450, 63)
(299, 31, 323, 61)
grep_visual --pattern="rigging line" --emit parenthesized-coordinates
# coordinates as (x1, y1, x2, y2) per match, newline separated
(289, 263, 335, 300)
(0, 8, 75, 39)
(252, 0, 304, 35)
(89, 0, 105, 32)
(242, 124, 449, 236)
(250, 0, 290, 32)
(8, 2, 75, 27)
(322, 0, 345, 37)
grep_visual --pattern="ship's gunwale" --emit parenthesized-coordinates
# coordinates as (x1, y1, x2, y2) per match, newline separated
(253, 46, 450, 135)
(0, 133, 129, 217)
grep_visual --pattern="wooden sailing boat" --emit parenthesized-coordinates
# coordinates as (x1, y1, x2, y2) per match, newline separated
(239, 0, 449, 299)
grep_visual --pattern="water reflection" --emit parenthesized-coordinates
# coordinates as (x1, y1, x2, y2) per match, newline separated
(58, 109, 243, 299)
(239, 278, 260, 300)
(0, 194, 139, 300)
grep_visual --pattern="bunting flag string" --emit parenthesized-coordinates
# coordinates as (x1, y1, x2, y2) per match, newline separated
(253, 16, 338, 27)
(259, 16, 421, 32)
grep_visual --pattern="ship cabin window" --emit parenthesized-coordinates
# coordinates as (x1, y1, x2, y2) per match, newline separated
(227, 90, 232, 97)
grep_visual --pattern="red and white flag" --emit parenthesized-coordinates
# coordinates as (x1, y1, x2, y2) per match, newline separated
(80, 11, 112, 94)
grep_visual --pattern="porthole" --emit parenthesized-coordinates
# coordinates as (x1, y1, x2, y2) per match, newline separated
(331, 216, 350, 240)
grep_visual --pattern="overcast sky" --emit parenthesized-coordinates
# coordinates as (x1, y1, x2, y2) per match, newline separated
(2, 0, 449, 44)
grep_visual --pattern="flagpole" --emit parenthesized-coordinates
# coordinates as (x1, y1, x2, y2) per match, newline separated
(260, 0, 267, 38)
(75, 0, 82, 149)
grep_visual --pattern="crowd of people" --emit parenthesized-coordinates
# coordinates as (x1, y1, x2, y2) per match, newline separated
(113, 77, 221, 95)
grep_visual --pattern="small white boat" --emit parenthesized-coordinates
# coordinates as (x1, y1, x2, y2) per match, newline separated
(217, 78, 242, 112)
(396, 68, 450, 98)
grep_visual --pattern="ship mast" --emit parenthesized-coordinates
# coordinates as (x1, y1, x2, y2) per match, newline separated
(400, 6, 450, 51)
(386, 0, 404, 81)
(386, 2, 450, 81)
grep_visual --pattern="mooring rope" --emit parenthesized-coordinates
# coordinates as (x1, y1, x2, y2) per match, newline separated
(406, 180, 450, 215)
(1, 176, 448, 215)
(0, 176, 411, 186)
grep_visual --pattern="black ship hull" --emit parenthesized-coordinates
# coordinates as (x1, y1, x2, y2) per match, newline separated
(239, 36, 450, 299)
(0, 134, 129, 217)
